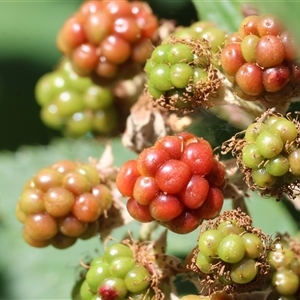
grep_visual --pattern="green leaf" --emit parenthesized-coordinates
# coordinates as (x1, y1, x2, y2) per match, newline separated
(191, 0, 243, 33)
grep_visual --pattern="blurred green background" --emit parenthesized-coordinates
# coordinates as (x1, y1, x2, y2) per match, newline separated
(1, 1, 300, 299)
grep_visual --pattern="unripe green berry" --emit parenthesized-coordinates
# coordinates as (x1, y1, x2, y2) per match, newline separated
(265, 154, 290, 177)
(217, 234, 246, 263)
(124, 265, 151, 293)
(255, 130, 284, 159)
(230, 258, 257, 284)
(170, 64, 193, 88)
(149, 64, 173, 91)
(252, 167, 277, 188)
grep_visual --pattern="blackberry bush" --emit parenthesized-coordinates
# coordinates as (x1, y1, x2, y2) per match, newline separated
(7, 1, 300, 300)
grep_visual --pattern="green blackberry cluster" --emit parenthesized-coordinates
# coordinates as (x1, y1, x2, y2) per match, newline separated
(268, 236, 300, 297)
(35, 59, 117, 138)
(188, 209, 271, 293)
(222, 110, 300, 199)
(80, 243, 154, 300)
(16, 159, 112, 249)
(144, 36, 222, 114)
(172, 21, 227, 54)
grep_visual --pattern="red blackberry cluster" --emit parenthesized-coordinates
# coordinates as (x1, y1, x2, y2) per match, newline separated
(16, 160, 112, 249)
(221, 14, 300, 102)
(57, 0, 158, 81)
(116, 132, 226, 234)
(35, 59, 117, 137)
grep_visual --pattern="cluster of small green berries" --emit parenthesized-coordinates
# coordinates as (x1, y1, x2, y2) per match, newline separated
(16, 159, 112, 249)
(35, 59, 118, 137)
(116, 132, 225, 234)
(80, 243, 154, 300)
(172, 21, 226, 54)
(56, 0, 158, 81)
(196, 220, 264, 285)
(268, 238, 300, 297)
(221, 14, 300, 102)
(241, 113, 300, 195)
(144, 36, 222, 113)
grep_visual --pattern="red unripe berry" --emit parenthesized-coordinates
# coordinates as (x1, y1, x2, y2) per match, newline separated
(100, 35, 131, 64)
(99, 285, 119, 300)
(72, 43, 99, 74)
(255, 35, 285, 68)
(51, 160, 77, 174)
(238, 15, 259, 38)
(104, 1, 133, 19)
(166, 209, 203, 234)
(176, 131, 198, 143)
(79, 1, 104, 15)
(25, 213, 58, 240)
(136, 13, 158, 39)
(179, 175, 210, 209)
(56, 14, 87, 54)
(225, 33, 242, 46)
(132, 176, 159, 205)
(72, 193, 102, 222)
(280, 30, 299, 61)
(116, 160, 140, 197)
(154, 135, 184, 160)
(149, 193, 184, 222)
(96, 59, 118, 79)
(205, 158, 226, 188)
(126, 197, 154, 222)
(221, 43, 246, 76)
(180, 140, 214, 176)
(131, 38, 154, 63)
(136, 147, 170, 177)
(256, 14, 284, 37)
(263, 64, 290, 92)
(85, 11, 113, 44)
(155, 159, 191, 194)
(235, 63, 264, 96)
(196, 187, 224, 220)
(113, 17, 141, 43)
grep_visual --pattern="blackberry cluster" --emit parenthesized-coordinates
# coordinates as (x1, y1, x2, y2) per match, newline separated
(80, 243, 154, 300)
(16, 160, 112, 249)
(57, 0, 158, 81)
(188, 209, 271, 294)
(222, 110, 300, 199)
(221, 14, 300, 102)
(268, 236, 300, 297)
(35, 59, 117, 137)
(144, 36, 222, 114)
(116, 132, 226, 234)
